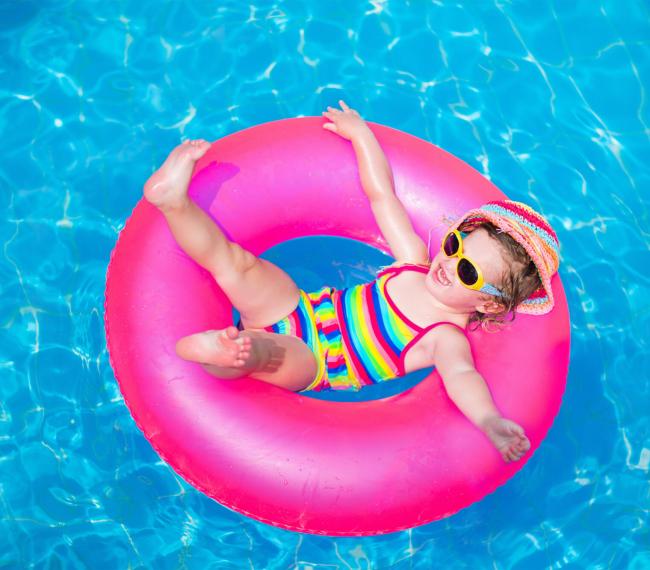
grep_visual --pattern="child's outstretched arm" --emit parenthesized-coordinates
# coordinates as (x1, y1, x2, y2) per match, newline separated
(322, 101, 429, 265)
(432, 329, 532, 463)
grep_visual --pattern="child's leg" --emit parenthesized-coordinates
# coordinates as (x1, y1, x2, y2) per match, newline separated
(176, 326, 318, 392)
(143, 140, 302, 329)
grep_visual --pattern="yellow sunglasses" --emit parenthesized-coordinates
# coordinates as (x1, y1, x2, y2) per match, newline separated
(441, 230, 504, 297)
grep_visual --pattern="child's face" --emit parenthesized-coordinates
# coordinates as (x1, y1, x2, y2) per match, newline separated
(425, 227, 509, 314)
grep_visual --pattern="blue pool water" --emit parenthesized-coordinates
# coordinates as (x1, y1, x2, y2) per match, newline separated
(1, 0, 649, 567)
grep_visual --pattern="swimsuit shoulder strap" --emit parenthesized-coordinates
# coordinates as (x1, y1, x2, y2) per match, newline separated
(426, 321, 468, 337)
(377, 261, 431, 278)
(399, 320, 469, 372)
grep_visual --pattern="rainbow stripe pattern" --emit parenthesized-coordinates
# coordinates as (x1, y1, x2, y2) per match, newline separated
(263, 263, 456, 392)
(263, 287, 360, 391)
(332, 267, 422, 387)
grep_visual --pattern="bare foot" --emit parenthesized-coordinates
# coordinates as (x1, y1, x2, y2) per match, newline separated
(176, 326, 254, 368)
(482, 416, 531, 463)
(143, 139, 211, 212)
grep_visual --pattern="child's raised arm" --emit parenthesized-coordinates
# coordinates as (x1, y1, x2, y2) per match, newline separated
(322, 101, 429, 265)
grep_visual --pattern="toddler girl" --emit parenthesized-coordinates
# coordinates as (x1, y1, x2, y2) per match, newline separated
(143, 101, 560, 464)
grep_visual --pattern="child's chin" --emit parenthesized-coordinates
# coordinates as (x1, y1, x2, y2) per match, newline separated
(432, 286, 464, 305)
(426, 282, 450, 303)
(428, 274, 452, 294)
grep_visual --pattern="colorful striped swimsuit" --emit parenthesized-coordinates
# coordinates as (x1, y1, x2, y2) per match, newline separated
(260, 263, 467, 392)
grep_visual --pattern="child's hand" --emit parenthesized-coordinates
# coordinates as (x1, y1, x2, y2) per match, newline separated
(322, 100, 371, 141)
(482, 416, 531, 463)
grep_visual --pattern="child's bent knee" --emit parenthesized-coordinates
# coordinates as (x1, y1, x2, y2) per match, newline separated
(232, 244, 259, 273)
(210, 243, 258, 280)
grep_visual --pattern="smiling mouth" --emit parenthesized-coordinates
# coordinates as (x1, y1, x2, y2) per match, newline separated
(434, 264, 452, 286)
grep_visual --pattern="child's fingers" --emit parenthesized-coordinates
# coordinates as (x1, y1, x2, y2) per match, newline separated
(322, 123, 338, 133)
(507, 421, 525, 438)
(339, 100, 361, 116)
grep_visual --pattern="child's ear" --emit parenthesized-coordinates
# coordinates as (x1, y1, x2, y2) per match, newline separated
(476, 298, 506, 315)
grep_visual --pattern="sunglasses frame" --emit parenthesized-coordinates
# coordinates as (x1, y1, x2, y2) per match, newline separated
(441, 229, 504, 297)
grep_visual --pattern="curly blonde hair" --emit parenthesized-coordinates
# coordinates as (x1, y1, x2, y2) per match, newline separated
(462, 221, 542, 333)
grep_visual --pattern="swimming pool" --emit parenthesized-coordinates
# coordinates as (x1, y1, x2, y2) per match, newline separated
(1, 0, 648, 567)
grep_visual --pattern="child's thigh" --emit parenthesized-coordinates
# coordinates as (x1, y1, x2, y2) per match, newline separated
(214, 256, 301, 330)
(244, 329, 318, 392)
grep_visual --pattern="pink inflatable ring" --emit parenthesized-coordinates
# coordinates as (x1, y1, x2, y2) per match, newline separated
(104, 117, 570, 536)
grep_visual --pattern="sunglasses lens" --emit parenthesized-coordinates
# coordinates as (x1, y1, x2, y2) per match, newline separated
(457, 258, 479, 286)
(443, 233, 460, 256)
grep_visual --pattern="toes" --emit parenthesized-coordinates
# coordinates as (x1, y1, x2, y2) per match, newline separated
(176, 138, 210, 156)
(215, 330, 239, 351)
(235, 336, 252, 349)
(187, 141, 210, 158)
(224, 326, 240, 340)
